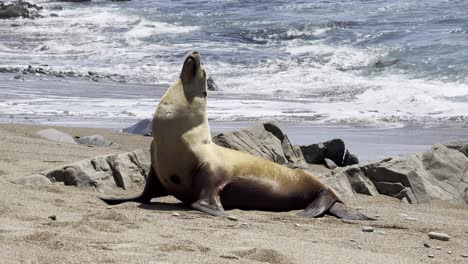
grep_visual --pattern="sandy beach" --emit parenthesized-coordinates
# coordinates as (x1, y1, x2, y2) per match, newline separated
(1, 123, 467, 264)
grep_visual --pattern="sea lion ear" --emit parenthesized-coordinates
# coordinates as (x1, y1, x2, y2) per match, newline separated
(180, 51, 200, 84)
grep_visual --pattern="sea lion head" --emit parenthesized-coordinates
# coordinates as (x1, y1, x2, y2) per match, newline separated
(180, 51, 207, 100)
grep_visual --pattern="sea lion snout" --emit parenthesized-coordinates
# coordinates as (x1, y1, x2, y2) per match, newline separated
(181, 51, 203, 84)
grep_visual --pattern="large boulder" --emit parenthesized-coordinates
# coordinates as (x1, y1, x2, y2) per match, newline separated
(36, 128, 77, 144)
(212, 122, 307, 168)
(444, 140, 468, 158)
(421, 145, 468, 203)
(360, 155, 429, 203)
(355, 144, 468, 204)
(16, 149, 151, 191)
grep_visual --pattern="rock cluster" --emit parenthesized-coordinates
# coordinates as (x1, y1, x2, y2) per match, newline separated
(35, 128, 114, 147)
(14, 149, 150, 191)
(0, 1, 42, 19)
(17, 122, 468, 206)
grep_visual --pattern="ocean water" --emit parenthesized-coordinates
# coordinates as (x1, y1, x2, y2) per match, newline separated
(1, 0, 468, 128)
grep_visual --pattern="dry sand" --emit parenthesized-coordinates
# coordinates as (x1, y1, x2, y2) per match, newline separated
(0, 123, 467, 264)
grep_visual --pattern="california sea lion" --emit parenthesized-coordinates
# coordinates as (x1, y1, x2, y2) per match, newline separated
(100, 52, 373, 220)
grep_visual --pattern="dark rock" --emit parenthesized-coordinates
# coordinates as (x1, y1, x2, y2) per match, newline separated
(0, 1, 42, 19)
(207, 77, 219, 91)
(343, 149, 359, 166)
(300, 143, 325, 164)
(50, 5, 63, 10)
(300, 139, 358, 167)
(75, 134, 113, 147)
(122, 118, 152, 136)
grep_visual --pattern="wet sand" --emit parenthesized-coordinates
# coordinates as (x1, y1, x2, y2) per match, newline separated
(0, 123, 467, 264)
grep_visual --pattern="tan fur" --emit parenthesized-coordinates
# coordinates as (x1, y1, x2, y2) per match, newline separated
(152, 52, 211, 193)
(151, 51, 327, 200)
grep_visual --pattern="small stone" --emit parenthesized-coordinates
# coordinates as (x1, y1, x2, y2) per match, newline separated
(424, 243, 431, 248)
(106, 206, 112, 210)
(374, 215, 380, 218)
(447, 251, 452, 254)
(241, 223, 249, 226)
(172, 213, 180, 217)
(428, 232, 450, 241)
(357, 246, 362, 249)
(350, 239, 356, 242)
(436, 246, 442, 250)
(377, 231, 386, 235)
(48, 215, 57, 221)
(227, 215, 238, 221)
(361, 226, 374, 232)
(404, 217, 418, 221)
(355, 207, 363, 210)
(295, 224, 300, 227)
(398, 213, 408, 217)
(462, 254, 468, 258)
(428, 254, 435, 258)
(220, 255, 239, 260)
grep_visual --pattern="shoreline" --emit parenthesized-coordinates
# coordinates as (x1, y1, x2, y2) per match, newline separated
(3, 119, 466, 163)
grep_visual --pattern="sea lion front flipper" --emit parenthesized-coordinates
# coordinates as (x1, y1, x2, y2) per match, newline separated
(191, 198, 225, 216)
(297, 188, 336, 218)
(190, 165, 225, 216)
(98, 166, 168, 205)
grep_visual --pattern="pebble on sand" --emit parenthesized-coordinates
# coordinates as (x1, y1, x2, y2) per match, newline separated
(462, 254, 468, 258)
(428, 232, 450, 241)
(428, 254, 435, 258)
(362, 226, 374, 232)
(172, 213, 180, 217)
(48, 215, 57, 221)
(404, 217, 418, 221)
(423, 243, 431, 248)
(227, 215, 238, 221)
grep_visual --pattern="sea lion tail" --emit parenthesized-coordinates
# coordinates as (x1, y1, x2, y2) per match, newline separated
(97, 166, 168, 206)
(98, 194, 151, 205)
(327, 202, 376, 221)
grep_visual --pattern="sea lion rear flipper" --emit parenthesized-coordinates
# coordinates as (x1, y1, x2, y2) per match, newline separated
(98, 166, 168, 205)
(297, 188, 336, 218)
(327, 202, 376, 221)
